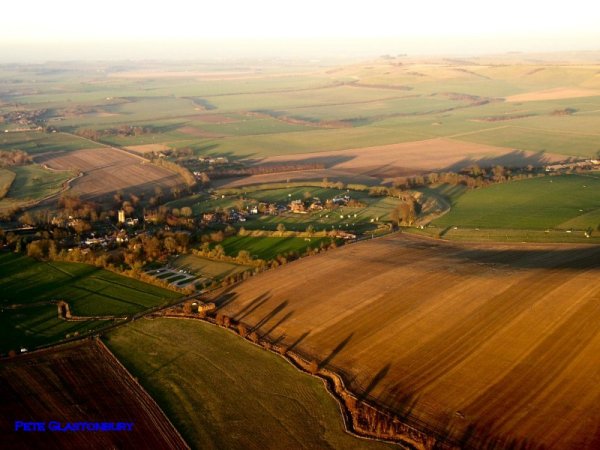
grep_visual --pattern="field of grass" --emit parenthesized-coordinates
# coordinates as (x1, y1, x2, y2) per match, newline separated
(0, 164, 73, 210)
(209, 233, 600, 450)
(433, 174, 600, 230)
(104, 318, 395, 450)
(4, 59, 600, 166)
(0, 253, 180, 353)
(171, 254, 250, 280)
(0, 131, 98, 155)
(0, 168, 16, 199)
(218, 235, 331, 260)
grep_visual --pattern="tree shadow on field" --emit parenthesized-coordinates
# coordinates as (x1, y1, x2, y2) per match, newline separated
(381, 383, 420, 421)
(318, 332, 354, 370)
(251, 300, 288, 332)
(452, 245, 600, 270)
(233, 292, 271, 321)
(440, 150, 559, 173)
(214, 292, 238, 310)
(287, 330, 311, 353)
(358, 363, 391, 402)
(261, 310, 294, 339)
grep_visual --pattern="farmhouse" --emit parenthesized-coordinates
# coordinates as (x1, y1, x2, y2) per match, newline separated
(289, 199, 307, 213)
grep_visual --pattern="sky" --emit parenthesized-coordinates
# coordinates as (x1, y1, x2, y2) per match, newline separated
(1, 0, 600, 61)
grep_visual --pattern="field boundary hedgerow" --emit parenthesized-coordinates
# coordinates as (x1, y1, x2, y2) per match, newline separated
(154, 310, 457, 450)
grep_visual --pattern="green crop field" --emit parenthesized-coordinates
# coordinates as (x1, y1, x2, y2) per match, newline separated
(0, 168, 16, 199)
(171, 254, 250, 280)
(0, 131, 99, 155)
(217, 235, 331, 260)
(0, 164, 73, 211)
(0, 253, 180, 353)
(433, 174, 600, 230)
(104, 318, 395, 450)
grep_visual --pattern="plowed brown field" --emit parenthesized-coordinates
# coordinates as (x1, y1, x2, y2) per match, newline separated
(252, 138, 566, 179)
(0, 339, 188, 449)
(37, 147, 184, 200)
(210, 234, 600, 449)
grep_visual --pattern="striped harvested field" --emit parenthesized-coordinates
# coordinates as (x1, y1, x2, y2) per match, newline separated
(210, 234, 600, 449)
(36, 147, 184, 201)
(0, 339, 188, 449)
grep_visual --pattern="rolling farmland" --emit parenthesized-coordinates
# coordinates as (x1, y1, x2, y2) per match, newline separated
(247, 138, 566, 180)
(433, 174, 600, 230)
(35, 145, 184, 201)
(0, 164, 73, 211)
(0, 253, 181, 353)
(0, 339, 188, 450)
(208, 233, 600, 449)
(2, 55, 600, 450)
(105, 318, 395, 450)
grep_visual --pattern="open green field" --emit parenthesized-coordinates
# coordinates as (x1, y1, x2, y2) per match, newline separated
(0, 164, 73, 211)
(433, 174, 600, 231)
(0, 168, 16, 199)
(4, 58, 600, 164)
(0, 253, 180, 353)
(0, 131, 99, 155)
(218, 235, 331, 260)
(171, 254, 250, 280)
(104, 318, 395, 450)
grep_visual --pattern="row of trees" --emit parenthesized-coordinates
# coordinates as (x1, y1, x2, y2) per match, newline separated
(78, 125, 153, 140)
(0, 149, 32, 168)
(148, 157, 197, 188)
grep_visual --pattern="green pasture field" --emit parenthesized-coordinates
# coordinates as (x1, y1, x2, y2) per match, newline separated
(104, 318, 395, 450)
(0, 169, 16, 199)
(433, 174, 600, 230)
(408, 225, 600, 244)
(185, 116, 318, 136)
(197, 126, 423, 158)
(171, 254, 250, 280)
(456, 124, 600, 158)
(279, 94, 471, 123)
(0, 164, 73, 211)
(217, 235, 331, 260)
(0, 253, 180, 353)
(0, 131, 99, 155)
(3, 60, 600, 163)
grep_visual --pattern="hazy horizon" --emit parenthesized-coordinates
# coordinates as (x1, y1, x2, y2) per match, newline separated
(2, 0, 600, 63)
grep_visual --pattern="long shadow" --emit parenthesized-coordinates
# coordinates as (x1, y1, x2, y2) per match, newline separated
(251, 300, 288, 331)
(214, 292, 237, 309)
(318, 332, 353, 370)
(358, 363, 390, 402)
(243, 153, 357, 169)
(261, 310, 294, 339)
(287, 330, 311, 353)
(440, 150, 559, 173)
(321, 235, 600, 271)
(233, 292, 271, 321)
